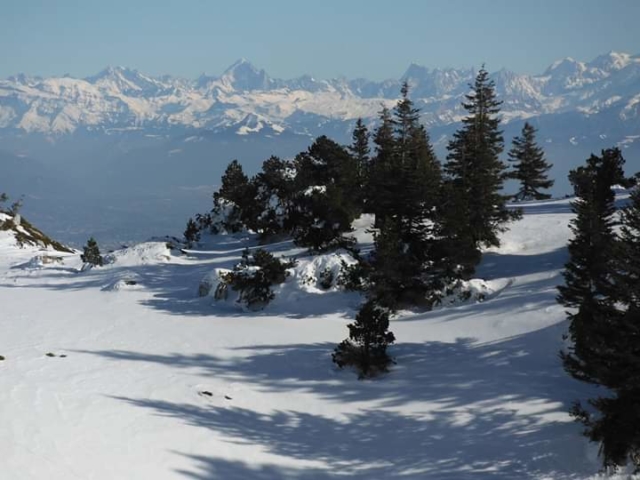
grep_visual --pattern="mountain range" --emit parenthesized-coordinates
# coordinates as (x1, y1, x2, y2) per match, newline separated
(1, 51, 639, 145)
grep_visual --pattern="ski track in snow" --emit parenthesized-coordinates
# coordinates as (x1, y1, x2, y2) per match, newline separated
(0, 198, 637, 479)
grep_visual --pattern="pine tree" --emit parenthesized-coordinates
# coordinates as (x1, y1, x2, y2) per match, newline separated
(81, 237, 103, 267)
(558, 148, 640, 470)
(558, 149, 626, 384)
(183, 218, 200, 247)
(440, 66, 520, 277)
(292, 136, 359, 250)
(332, 300, 395, 378)
(215, 159, 251, 208)
(368, 107, 396, 228)
(349, 118, 370, 213)
(617, 185, 640, 308)
(508, 122, 554, 201)
(392, 82, 441, 250)
(252, 156, 296, 237)
(361, 84, 442, 307)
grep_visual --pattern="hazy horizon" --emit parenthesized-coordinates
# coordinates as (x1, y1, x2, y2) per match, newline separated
(2, 0, 639, 81)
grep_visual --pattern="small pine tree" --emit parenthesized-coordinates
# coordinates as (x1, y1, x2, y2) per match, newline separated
(183, 218, 200, 247)
(332, 300, 395, 378)
(221, 248, 295, 309)
(81, 237, 103, 267)
(508, 122, 554, 201)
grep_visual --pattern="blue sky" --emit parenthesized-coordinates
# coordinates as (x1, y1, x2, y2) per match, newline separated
(2, 0, 639, 80)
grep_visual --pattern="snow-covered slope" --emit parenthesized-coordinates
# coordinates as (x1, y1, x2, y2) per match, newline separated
(0, 211, 73, 255)
(1, 52, 639, 146)
(0, 198, 635, 479)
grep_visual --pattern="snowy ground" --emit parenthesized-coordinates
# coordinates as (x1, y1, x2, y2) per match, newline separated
(0, 199, 636, 479)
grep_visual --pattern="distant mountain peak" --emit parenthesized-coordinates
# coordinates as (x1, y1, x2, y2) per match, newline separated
(588, 51, 633, 71)
(221, 58, 271, 91)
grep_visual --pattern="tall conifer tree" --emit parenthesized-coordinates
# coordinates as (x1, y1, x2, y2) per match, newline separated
(508, 122, 554, 201)
(558, 148, 640, 470)
(349, 118, 370, 212)
(439, 66, 519, 278)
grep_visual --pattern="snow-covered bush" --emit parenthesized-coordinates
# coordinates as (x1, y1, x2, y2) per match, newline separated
(81, 237, 103, 268)
(217, 248, 296, 310)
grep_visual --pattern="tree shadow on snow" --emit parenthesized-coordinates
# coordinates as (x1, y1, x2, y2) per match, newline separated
(82, 324, 598, 479)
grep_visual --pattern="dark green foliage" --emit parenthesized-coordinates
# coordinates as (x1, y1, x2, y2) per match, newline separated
(558, 149, 626, 384)
(183, 218, 200, 247)
(0, 192, 7, 209)
(571, 389, 640, 472)
(558, 148, 640, 470)
(210, 160, 257, 234)
(349, 118, 370, 211)
(369, 219, 405, 309)
(617, 186, 640, 308)
(368, 107, 396, 226)
(508, 122, 554, 201)
(337, 256, 371, 292)
(363, 84, 443, 308)
(440, 66, 521, 277)
(215, 159, 252, 209)
(332, 300, 395, 378)
(252, 156, 297, 238)
(292, 136, 359, 251)
(81, 237, 103, 266)
(222, 248, 295, 309)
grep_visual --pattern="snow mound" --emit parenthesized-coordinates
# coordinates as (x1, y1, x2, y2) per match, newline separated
(15, 254, 65, 270)
(102, 271, 143, 291)
(294, 250, 358, 292)
(104, 242, 174, 267)
(436, 278, 513, 308)
(198, 268, 232, 298)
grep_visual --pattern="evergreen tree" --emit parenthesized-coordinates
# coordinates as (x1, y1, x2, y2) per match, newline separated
(558, 149, 626, 384)
(252, 155, 296, 237)
(81, 237, 103, 267)
(368, 107, 396, 227)
(215, 159, 251, 208)
(349, 118, 370, 212)
(440, 66, 520, 277)
(392, 82, 441, 250)
(292, 136, 359, 250)
(332, 300, 395, 378)
(508, 122, 554, 201)
(558, 148, 640, 470)
(617, 185, 640, 308)
(361, 84, 442, 307)
(183, 218, 200, 247)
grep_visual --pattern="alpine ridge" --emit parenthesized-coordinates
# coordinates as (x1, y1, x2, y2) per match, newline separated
(1, 51, 639, 147)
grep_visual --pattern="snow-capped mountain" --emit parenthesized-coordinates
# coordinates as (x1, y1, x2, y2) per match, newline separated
(1, 51, 639, 142)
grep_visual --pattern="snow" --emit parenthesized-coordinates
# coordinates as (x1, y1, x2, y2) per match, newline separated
(3, 51, 638, 136)
(0, 197, 638, 479)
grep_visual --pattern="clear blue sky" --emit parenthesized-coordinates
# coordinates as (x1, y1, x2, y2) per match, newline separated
(2, 0, 639, 80)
